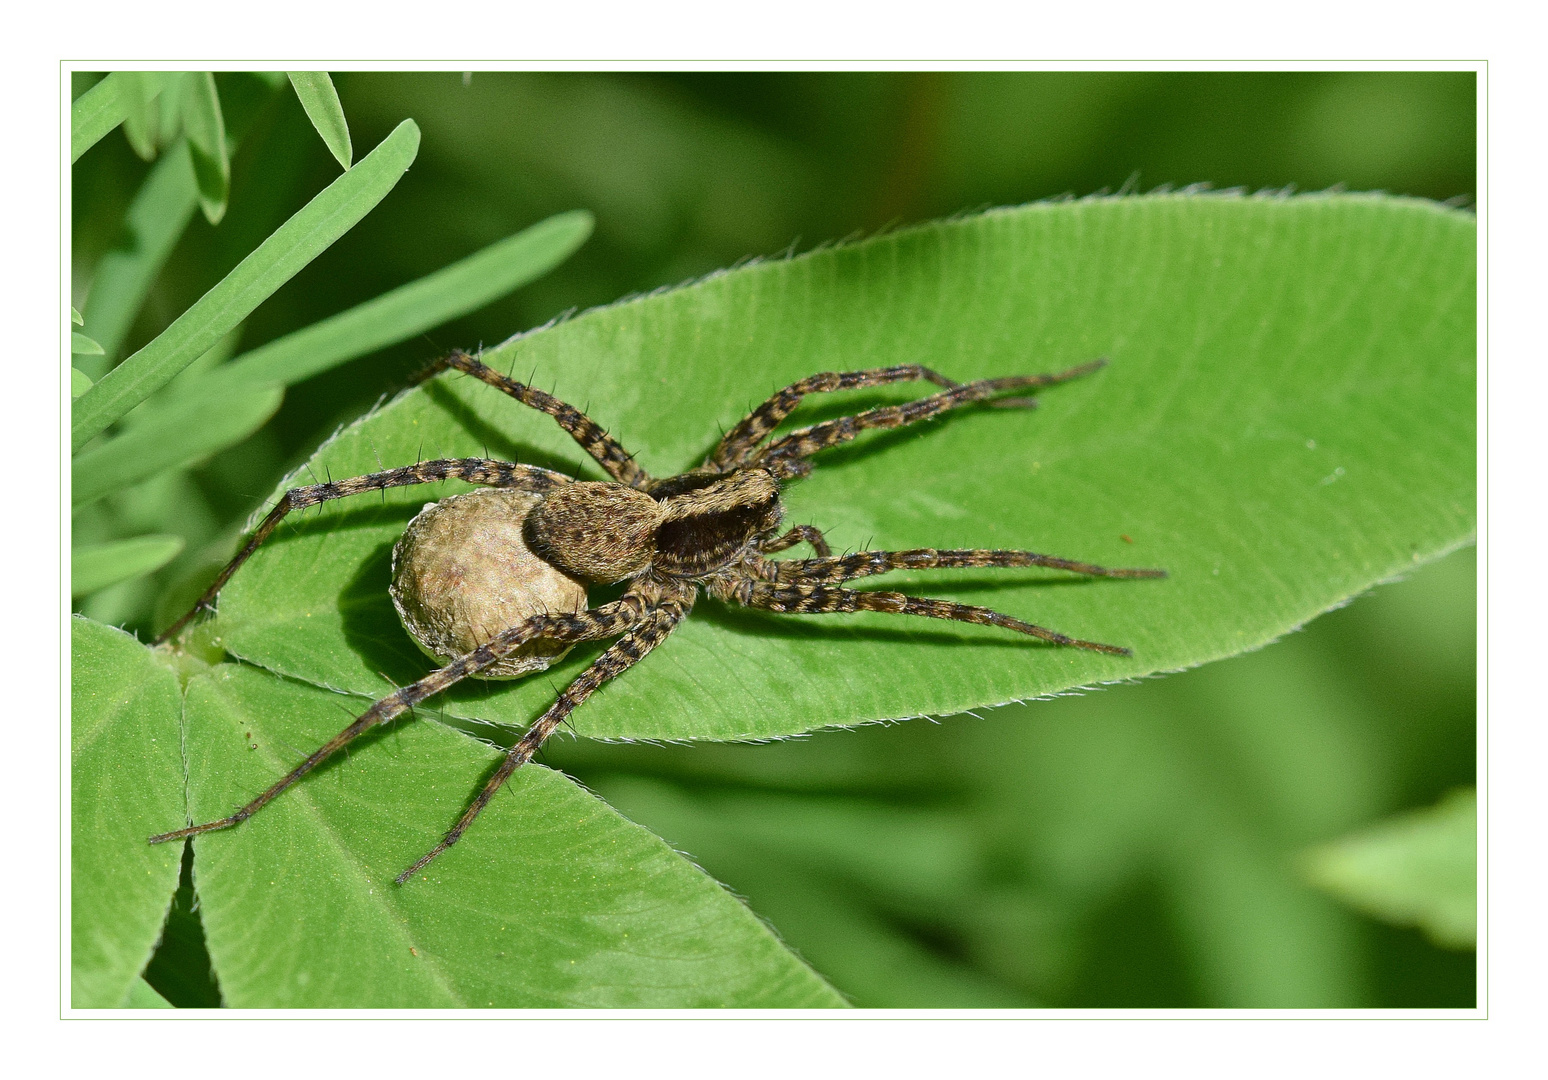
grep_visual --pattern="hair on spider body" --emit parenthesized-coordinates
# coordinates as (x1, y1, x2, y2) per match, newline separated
(150, 348, 1164, 884)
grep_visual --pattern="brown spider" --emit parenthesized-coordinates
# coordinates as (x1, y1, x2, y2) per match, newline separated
(149, 349, 1164, 883)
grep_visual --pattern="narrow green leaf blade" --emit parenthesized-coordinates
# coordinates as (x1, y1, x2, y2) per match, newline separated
(71, 72, 169, 163)
(182, 73, 230, 225)
(71, 119, 421, 452)
(73, 535, 186, 595)
(72, 385, 284, 508)
(77, 143, 200, 373)
(71, 617, 185, 1007)
(71, 332, 104, 356)
(118, 72, 161, 160)
(155, 72, 190, 144)
(82, 76, 282, 373)
(181, 665, 845, 1007)
(208, 195, 1475, 744)
(71, 306, 84, 326)
(1303, 788, 1477, 948)
(71, 369, 93, 398)
(287, 71, 353, 169)
(184, 210, 594, 394)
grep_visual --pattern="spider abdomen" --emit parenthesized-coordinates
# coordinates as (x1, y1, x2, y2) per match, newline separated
(390, 488, 588, 679)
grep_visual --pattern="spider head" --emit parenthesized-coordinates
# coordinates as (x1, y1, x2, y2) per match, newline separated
(650, 468, 782, 578)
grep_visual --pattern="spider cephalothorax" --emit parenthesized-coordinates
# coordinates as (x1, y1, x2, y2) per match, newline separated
(151, 349, 1164, 883)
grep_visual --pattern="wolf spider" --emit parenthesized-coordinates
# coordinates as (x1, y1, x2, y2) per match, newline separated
(150, 349, 1164, 883)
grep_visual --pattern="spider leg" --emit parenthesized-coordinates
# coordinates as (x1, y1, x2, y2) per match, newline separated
(727, 579, 1133, 656)
(765, 547, 1166, 584)
(708, 365, 962, 470)
(416, 349, 651, 488)
(749, 359, 1107, 477)
(395, 583, 696, 883)
(147, 596, 649, 848)
(154, 458, 571, 644)
(760, 524, 833, 557)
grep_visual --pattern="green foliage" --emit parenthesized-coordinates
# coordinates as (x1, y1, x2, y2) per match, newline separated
(73, 536, 186, 596)
(214, 195, 1473, 745)
(182, 72, 230, 224)
(71, 72, 1475, 1009)
(79, 192, 1471, 1007)
(118, 72, 165, 160)
(172, 210, 595, 403)
(122, 978, 175, 1008)
(71, 618, 184, 1007)
(1303, 788, 1477, 949)
(70, 72, 596, 616)
(550, 546, 1476, 1006)
(76, 143, 201, 377)
(71, 331, 104, 356)
(71, 72, 175, 163)
(175, 664, 841, 1007)
(287, 72, 353, 169)
(73, 383, 284, 508)
(72, 120, 422, 451)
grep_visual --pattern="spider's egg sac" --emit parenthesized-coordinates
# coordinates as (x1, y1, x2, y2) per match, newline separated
(389, 488, 588, 679)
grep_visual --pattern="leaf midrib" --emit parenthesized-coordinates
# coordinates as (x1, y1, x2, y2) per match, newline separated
(199, 670, 468, 1007)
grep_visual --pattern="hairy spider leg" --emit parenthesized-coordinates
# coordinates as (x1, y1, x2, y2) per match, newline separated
(395, 582, 695, 883)
(760, 524, 833, 557)
(147, 597, 651, 848)
(769, 547, 1168, 584)
(751, 360, 1109, 476)
(710, 359, 1106, 471)
(419, 349, 652, 489)
(725, 579, 1134, 656)
(708, 365, 963, 470)
(153, 459, 569, 645)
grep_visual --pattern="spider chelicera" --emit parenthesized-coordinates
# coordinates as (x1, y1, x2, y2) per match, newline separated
(150, 349, 1164, 883)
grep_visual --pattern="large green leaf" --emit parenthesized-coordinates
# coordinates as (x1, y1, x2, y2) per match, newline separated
(179, 664, 843, 1007)
(206, 194, 1474, 745)
(541, 543, 1474, 1008)
(71, 617, 185, 1007)
(121, 977, 175, 1008)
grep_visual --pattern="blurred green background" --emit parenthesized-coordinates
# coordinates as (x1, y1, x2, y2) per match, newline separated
(71, 70, 1476, 1007)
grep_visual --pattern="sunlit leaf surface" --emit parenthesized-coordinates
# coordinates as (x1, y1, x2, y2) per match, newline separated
(210, 194, 1474, 746)
(71, 618, 184, 1007)
(181, 665, 843, 1007)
